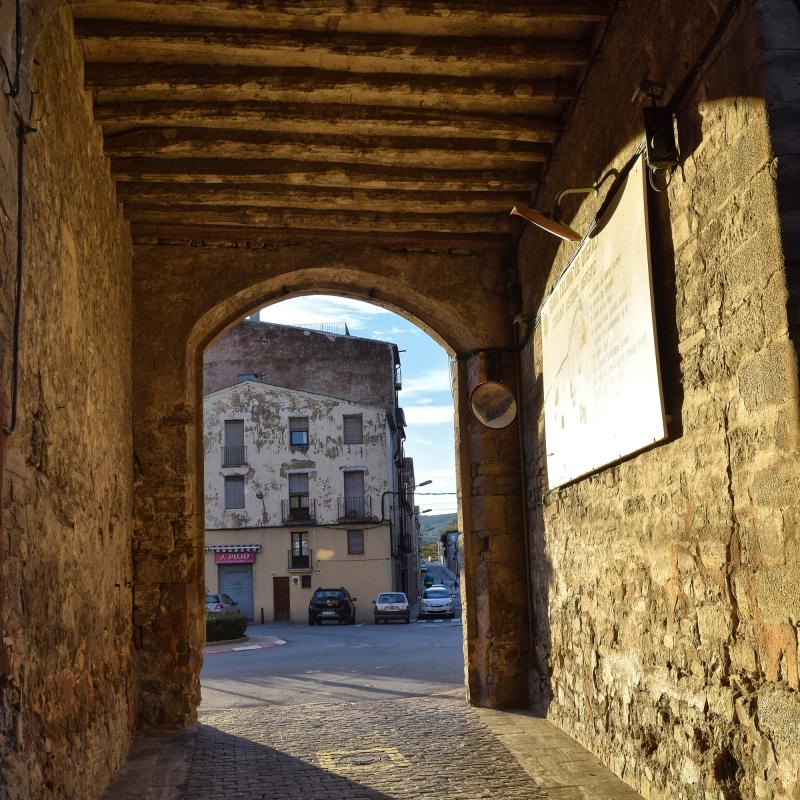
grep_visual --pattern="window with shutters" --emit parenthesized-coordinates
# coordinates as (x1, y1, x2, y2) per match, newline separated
(301, 574, 311, 588)
(224, 475, 245, 509)
(347, 529, 365, 555)
(289, 416, 309, 447)
(288, 473, 310, 518)
(290, 531, 310, 570)
(343, 414, 363, 444)
(223, 419, 246, 466)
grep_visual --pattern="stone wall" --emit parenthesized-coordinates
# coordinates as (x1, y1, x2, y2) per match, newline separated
(0, 9, 134, 799)
(518, 2, 800, 798)
(204, 320, 399, 414)
(131, 241, 530, 723)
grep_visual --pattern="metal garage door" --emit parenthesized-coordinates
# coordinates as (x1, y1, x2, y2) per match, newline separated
(218, 563, 254, 620)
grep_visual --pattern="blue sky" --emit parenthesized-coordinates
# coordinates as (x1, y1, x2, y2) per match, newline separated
(257, 295, 458, 514)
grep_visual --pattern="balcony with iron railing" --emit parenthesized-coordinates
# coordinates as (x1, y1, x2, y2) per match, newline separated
(338, 495, 372, 522)
(221, 445, 247, 467)
(282, 498, 316, 524)
(287, 549, 312, 571)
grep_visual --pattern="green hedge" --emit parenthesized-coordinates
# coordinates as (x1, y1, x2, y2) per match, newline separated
(206, 612, 248, 642)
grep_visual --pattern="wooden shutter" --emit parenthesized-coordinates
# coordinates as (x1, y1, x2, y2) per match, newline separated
(288, 473, 309, 494)
(224, 475, 245, 509)
(343, 415, 363, 444)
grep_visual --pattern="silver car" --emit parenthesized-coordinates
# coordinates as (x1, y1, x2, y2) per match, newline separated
(205, 592, 240, 614)
(373, 592, 411, 624)
(419, 586, 455, 619)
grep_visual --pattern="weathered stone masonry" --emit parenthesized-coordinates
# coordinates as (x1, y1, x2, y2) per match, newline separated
(1, 2, 799, 798)
(519, 2, 800, 798)
(0, 9, 134, 799)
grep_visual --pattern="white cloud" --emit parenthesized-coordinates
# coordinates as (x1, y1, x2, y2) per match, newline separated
(371, 326, 417, 338)
(259, 295, 387, 332)
(400, 369, 452, 399)
(403, 405, 454, 425)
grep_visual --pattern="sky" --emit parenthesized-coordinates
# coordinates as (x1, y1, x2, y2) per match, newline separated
(257, 295, 458, 515)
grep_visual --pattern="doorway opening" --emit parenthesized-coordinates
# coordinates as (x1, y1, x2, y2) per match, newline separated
(201, 294, 464, 715)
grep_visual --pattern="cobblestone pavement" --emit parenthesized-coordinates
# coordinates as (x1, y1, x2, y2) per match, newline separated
(189, 693, 545, 800)
(103, 693, 546, 799)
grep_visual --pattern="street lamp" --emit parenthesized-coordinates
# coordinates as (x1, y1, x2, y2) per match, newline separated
(381, 479, 432, 521)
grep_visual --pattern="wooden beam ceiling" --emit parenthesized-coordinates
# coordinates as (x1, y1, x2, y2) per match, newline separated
(72, 0, 610, 251)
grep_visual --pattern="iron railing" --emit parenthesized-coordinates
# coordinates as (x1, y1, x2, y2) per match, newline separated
(338, 495, 372, 521)
(282, 498, 316, 524)
(221, 445, 247, 467)
(288, 549, 312, 570)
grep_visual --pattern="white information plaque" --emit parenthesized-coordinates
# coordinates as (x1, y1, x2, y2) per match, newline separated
(540, 155, 666, 489)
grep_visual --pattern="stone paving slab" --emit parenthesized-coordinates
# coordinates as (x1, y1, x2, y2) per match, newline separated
(479, 709, 643, 800)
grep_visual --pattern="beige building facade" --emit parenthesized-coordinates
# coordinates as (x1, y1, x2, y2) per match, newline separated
(203, 380, 397, 623)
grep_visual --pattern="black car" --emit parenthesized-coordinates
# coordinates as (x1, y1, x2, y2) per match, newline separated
(308, 587, 357, 625)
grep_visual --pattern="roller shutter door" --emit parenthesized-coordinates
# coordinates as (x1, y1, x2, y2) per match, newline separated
(218, 563, 254, 621)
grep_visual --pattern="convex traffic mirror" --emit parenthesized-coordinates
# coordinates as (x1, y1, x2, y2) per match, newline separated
(470, 380, 517, 429)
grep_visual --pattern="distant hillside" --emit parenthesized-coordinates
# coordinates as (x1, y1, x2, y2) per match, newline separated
(419, 513, 458, 544)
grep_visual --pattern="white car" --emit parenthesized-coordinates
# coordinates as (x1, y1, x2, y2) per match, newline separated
(419, 586, 455, 619)
(373, 592, 410, 624)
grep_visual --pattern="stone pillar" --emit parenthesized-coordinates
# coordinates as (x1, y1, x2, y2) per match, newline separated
(131, 300, 204, 729)
(455, 351, 530, 708)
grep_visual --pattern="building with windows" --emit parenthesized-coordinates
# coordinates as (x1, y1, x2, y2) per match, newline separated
(202, 320, 420, 622)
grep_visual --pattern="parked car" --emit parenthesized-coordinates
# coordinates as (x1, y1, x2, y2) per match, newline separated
(205, 592, 240, 614)
(419, 586, 454, 619)
(308, 587, 357, 625)
(373, 592, 410, 624)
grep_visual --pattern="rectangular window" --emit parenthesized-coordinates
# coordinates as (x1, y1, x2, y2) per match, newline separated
(343, 470, 366, 518)
(347, 529, 365, 555)
(289, 416, 309, 447)
(290, 532, 310, 570)
(301, 574, 311, 588)
(343, 414, 363, 444)
(291, 531, 309, 555)
(223, 419, 245, 466)
(288, 472, 310, 519)
(224, 475, 245, 509)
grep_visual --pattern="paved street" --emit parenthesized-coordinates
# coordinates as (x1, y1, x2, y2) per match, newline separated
(201, 617, 464, 712)
(103, 607, 640, 800)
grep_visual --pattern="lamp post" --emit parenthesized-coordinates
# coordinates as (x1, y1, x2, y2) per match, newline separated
(255, 490, 267, 526)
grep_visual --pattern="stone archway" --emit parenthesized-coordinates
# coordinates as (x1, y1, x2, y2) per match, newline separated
(131, 242, 530, 728)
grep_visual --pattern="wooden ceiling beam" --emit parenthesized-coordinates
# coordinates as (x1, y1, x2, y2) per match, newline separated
(124, 204, 514, 234)
(72, 1, 611, 38)
(75, 19, 589, 77)
(130, 223, 513, 252)
(102, 128, 550, 170)
(116, 181, 528, 214)
(111, 158, 539, 192)
(93, 100, 560, 144)
(84, 63, 571, 114)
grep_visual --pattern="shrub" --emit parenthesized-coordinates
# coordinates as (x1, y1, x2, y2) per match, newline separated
(206, 612, 248, 642)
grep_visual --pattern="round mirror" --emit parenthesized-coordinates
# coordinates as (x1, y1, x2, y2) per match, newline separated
(470, 381, 517, 429)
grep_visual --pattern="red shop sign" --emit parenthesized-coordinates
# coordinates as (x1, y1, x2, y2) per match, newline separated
(215, 551, 256, 565)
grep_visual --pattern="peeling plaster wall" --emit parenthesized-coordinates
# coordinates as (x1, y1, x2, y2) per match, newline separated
(204, 381, 392, 529)
(203, 381, 394, 621)
(518, 2, 800, 798)
(0, 9, 134, 799)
